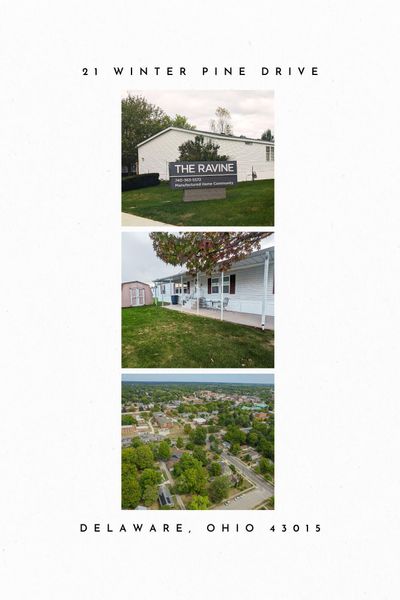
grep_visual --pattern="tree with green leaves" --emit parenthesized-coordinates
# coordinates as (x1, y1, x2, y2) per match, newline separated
(176, 466, 208, 495)
(139, 468, 162, 490)
(261, 129, 274, 142)
(225, 425, 247, 445)
(176, 437, 184, 449)
(230, 442, 240, 456)
(178, 135, 228, 162)
(259, 457, 274, 477)
(208, 475, 230, 503)
(121, 414, 137, 426)
(121, 94, 195, 170)
(135, 445, 154, 470)
(157, 440, 171, 461)
(191, 426, 207, 446)
(171, 114, 196, 130)
(121, 475, 141, 509)
(187, 495, 210, 510)
(193, 446, 208, 466)
(173, 453, 208, 495)
(142, 484, 159, 507)
(209, 462, 222, 476)
(122, 447, 137, 467)
(149, 232, 270, 274)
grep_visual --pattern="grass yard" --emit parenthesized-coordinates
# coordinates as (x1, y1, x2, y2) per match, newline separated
(121, 305, 274, 368)
(121, 179, 274, 226)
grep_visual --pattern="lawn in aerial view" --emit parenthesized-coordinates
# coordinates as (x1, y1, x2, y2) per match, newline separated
(121, 304, 274, 368)
(121, 179, 274, 226)
(121, 376, 274, 510)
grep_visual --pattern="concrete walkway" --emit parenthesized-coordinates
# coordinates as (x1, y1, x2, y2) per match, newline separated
(121, 212, 173, 227)
(163, 304, 274, 330)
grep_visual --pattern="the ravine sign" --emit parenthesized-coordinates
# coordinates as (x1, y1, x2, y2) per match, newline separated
(169, 161, 238, 190)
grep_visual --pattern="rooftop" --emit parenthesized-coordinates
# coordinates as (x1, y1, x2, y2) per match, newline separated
(154, 247, 274, 284)
(137, 126, 275, 148)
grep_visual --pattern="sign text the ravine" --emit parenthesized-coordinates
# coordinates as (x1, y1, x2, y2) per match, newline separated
(169, 161, 238, 190)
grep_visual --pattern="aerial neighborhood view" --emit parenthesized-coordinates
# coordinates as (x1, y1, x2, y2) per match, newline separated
(121, 231, 274, 368)
(121, 90, 274, 226)
(121, 375, 274, 511)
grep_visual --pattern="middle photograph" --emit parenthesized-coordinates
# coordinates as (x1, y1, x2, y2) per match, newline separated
(121, 232, 274, 368)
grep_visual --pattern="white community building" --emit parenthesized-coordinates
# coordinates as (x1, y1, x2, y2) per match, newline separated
(152, 239, 274, 330)
(137, 127, 274, 182)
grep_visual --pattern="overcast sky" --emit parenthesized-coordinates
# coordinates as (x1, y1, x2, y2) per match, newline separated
(122, 233, 274, 285)
(123, 90, 274, 139)
(122, 373, 274, 384)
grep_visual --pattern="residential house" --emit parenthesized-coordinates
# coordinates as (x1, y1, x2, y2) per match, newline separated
(153, 241, 274, 330)
(137, 126, 274, 182)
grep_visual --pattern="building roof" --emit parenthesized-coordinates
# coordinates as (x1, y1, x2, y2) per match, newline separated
(154, 247, 274, 283)
(121, 280, 150, 288)
(137, 126, 275, 148)
(158, 485, 173, 506)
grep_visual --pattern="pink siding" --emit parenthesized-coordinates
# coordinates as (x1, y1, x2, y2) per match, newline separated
(121, 281, 153, 307)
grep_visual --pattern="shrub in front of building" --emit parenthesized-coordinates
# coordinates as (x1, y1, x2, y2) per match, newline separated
(122, 173, 160, 191)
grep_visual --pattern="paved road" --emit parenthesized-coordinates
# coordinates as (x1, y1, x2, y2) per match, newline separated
(159, 461, 186, 510)
(213, 453, 274, 510)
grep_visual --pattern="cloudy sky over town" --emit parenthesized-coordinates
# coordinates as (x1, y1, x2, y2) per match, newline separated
(123, 90, 274, 139)
(122, 232, 273, 285)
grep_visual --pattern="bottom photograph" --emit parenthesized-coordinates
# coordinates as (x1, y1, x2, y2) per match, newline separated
(121, 373, 274, 510)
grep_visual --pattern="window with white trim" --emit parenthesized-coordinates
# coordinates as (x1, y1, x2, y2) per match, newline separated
(211, 277, 219, 294)
(211, 275, 230, 294)
(266, 146, 275, 162)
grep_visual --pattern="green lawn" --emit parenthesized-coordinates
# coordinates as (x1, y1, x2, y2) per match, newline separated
(121, 179, 274, 226)
(121, 305, 274, 368)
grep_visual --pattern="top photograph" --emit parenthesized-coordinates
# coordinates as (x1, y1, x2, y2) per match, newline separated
(121, 90, 274, 227)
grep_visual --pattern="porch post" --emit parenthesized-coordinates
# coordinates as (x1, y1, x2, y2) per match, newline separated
(220, 271, 224, 321)
(261, 252, 270, 330)
(181, 274, 183, 310)
(196, 272, 199, 315)
(169, 278, 172, 304)
(161, 284, 164, 307)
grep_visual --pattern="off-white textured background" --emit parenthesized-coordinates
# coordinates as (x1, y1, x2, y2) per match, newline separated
(1, 1, 400, 598)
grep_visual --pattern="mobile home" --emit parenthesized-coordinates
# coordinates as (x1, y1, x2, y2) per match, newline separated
(137, 127, 274, 182)
(153, 243, 274, 330)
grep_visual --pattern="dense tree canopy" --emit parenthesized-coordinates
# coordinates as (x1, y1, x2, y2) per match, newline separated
(209, 476, 230, 503)
(121, 94, 195, 169)
(187, 495, 210, 510)
(149, 232, 271, 274)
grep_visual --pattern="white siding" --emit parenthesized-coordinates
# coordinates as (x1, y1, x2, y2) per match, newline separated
(153, 262, 274, 316)
(201, 265, 274, 316)
(138, 129, 274, 182)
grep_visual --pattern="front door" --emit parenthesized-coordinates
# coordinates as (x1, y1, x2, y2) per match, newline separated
(130, 288, 145, 306)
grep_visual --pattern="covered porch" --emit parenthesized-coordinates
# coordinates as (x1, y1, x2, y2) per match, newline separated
(153, 247, 274, 331)
(162, 302, 274, 330)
